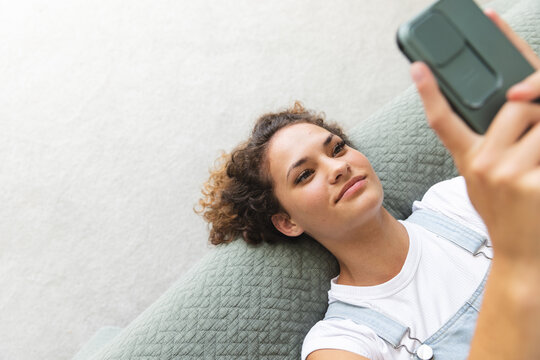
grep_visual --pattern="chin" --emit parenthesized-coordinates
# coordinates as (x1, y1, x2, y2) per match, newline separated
(361, 186, 385, 215)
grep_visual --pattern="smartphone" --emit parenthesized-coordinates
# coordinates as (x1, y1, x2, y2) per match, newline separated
(397, 0, 536, 134)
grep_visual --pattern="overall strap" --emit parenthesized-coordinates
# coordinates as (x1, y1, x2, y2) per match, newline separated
(406, 208, 487, 255)
(324, 301, 408, 348)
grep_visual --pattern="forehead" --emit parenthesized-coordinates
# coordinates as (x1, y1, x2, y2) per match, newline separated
(270, 122, 330, 153)
(267, 123, 331, 170)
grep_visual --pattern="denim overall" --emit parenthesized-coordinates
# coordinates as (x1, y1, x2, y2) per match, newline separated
(324, 209, 492, 360)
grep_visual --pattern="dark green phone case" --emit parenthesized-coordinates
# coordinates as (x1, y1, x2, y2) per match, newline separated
(397, 0, 536, 134)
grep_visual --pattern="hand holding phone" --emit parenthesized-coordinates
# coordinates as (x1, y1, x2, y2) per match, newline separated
(411, 10, 540, 258)
(397, 0, 537, 133)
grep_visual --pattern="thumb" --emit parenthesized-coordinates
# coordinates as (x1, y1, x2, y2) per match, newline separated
(411, 61, 478, 161)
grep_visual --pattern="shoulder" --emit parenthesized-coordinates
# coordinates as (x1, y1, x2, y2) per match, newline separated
(419, 176, 467, 205)
(302, 318, 387, 360)
(411, 176, 488, 236)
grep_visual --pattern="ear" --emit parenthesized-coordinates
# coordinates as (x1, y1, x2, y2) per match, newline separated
(271, 213, 304, 237)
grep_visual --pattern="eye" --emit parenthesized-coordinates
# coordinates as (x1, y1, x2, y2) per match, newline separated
(294, 169, 314, 185)
(332, 140, 346, 156)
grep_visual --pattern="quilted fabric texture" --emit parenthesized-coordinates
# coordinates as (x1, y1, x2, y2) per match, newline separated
(89, 239, 339, 360)
(85, 0, 540, 359)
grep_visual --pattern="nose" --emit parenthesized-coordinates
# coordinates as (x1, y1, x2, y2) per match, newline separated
(327, 158, 349, 184)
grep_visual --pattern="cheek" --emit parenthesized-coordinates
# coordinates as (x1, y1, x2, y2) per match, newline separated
(286, 179, 329, 218)
(348, 151, 371, 168)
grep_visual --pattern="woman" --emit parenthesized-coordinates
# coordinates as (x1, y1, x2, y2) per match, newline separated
(198, 10, 540, 360)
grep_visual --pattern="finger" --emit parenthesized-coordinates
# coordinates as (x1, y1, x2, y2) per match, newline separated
(412, 62, 478, 160)
(510, 122, 540, 171)
(507, 71, 540, 102)
(483, 102, 540, 150)
(490, 113, 540, 177)
(484, 9, 540, 70)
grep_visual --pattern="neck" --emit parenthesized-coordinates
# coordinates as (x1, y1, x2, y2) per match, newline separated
(328, 207, 409, 286)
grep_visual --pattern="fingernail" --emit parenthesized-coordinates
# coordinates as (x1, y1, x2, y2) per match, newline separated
(411, 63, 424, 84)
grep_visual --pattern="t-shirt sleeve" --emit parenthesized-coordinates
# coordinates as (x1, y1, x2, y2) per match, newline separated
(301, 318, 389, 360)
(411, 176, 488, 238)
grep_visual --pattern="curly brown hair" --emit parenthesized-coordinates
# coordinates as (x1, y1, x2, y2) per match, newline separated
(196, 101, 352, 245)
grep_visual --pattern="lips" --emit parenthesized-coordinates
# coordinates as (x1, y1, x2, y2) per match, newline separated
(335, 175, 367, 203)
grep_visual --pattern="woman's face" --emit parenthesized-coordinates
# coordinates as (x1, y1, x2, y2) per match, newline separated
(266, 122, 384, 241)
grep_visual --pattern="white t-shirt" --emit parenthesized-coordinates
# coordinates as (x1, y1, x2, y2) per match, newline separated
(301, 176, 492, 360)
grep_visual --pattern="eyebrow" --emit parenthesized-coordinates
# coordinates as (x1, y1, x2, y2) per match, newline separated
(286, 134, 334, 180)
